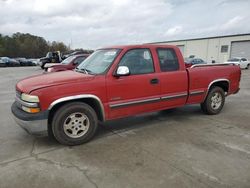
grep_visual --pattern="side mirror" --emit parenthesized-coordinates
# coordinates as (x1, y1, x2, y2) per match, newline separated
(115, 66, 130, 77)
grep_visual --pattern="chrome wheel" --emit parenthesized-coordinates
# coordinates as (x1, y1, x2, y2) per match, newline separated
(211, 92, 222, 110)
(63, 112, 90, 138)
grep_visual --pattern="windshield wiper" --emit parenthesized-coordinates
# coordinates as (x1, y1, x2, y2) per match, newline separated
(75, 67, 94, 75)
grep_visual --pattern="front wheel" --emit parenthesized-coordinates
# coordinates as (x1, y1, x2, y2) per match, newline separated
(246, 64, 250, 69)
(200, 86, 225, 115)
(52, 102, 98, 145)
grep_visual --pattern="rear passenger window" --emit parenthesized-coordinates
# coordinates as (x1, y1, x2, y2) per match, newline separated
(157, 48, 179, 71)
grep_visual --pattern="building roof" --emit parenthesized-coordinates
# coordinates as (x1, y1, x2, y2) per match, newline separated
(148, 33, 250, 44)
(99, 44, 180, 49)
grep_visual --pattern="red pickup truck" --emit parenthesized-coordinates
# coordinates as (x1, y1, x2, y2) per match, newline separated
(11, 44, 241, 145)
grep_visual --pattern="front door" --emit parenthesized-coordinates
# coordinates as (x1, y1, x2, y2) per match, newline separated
(106, 48, 161, 119)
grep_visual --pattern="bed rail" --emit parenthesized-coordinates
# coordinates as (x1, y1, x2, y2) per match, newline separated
(190, 63, 238, 68)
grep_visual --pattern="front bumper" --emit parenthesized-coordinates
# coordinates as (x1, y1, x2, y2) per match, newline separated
(234, 88, 240, 94)
(11, 102, 49, 136)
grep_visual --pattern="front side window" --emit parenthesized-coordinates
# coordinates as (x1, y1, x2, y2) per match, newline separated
(118, 49, 154, 75)
(74, 56, 86, 65)
(191, 59, 197, 64)
(77, 49, 120, 74)
(199, 59, 205, 63)
(192, 59, 205, 64)
(61, 56, 76, 64)
(157, 48, 179, 71)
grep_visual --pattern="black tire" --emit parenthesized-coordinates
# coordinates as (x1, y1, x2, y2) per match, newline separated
(246, 64, 250, 69)
(47, 122, 56, 140)
(51, 102, 98, 145)
(200, 86, 225, 115)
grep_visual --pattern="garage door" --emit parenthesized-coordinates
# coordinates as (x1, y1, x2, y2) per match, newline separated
(230, 41, 250, 60)
(177, 45, 185, 56)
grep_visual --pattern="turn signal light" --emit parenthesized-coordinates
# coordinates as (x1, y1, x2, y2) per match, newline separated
(22, 106, 40, 113)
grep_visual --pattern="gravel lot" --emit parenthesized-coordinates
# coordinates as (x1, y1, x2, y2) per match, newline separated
(0, 67, 250, 188)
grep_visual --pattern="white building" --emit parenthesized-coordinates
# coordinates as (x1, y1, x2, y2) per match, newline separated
(151, 33, 250, 63)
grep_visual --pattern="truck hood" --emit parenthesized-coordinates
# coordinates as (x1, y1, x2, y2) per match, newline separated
(16, 70, 95, 93)
(44, 63, 60, 68)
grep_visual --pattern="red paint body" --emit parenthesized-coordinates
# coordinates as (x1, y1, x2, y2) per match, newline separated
(16, 45, 241, 121)
(185, 63, 192, 68)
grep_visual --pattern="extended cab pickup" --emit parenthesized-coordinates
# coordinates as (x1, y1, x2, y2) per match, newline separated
(11, 44, 241, 145)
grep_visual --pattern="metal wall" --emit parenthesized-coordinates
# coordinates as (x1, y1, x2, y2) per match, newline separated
(230, 41, 250, 60)
(152, 34, 250, 63)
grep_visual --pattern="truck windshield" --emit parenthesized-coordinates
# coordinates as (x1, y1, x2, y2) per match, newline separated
(61, 56, 76, 64)
(46, 52, 52, 58)
(76, 49, 120, 74)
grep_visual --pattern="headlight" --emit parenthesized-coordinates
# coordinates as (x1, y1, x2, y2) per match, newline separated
(47, 67, 53, 72)
(21, 93, 39, 103)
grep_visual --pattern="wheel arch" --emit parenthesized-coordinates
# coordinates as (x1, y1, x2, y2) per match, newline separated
(204, 79, 230, 100)
(47, 95, 105, 128)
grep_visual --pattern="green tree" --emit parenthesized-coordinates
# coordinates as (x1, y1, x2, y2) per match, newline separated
(0, 32, 91, 58)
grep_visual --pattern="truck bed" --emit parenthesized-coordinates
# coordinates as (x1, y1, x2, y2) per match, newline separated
(186, 63, 241, 104)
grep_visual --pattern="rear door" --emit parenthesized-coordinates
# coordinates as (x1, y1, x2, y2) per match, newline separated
(106, 48, 161, 119)
(156, 48, 188, 108)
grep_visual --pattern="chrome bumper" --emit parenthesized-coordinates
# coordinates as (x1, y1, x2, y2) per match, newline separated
(11, 102, 48, 136)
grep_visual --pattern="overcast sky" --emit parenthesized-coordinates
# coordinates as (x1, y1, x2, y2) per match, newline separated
(0, 0, 250, 49)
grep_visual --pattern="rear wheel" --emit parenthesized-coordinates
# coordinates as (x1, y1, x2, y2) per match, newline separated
(52, 102, 98, 145)
(200, 86, 225, 115)
(246, 64, 250, 69)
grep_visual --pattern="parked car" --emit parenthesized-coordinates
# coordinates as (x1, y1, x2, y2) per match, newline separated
(11, 44, 241, 145)
(10, 58, 20, 66)
(45, 54, 89, 72)
(0, 57, 20, 66)
(185, 58, 207, 68)
(63, 51, 92, 59)
(15, 58, 34, 66)
(0, 57, 10, 66)
(28, 59, 40, 66)
(0, 59, 6, 67)
(225, 57, 250, 69)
